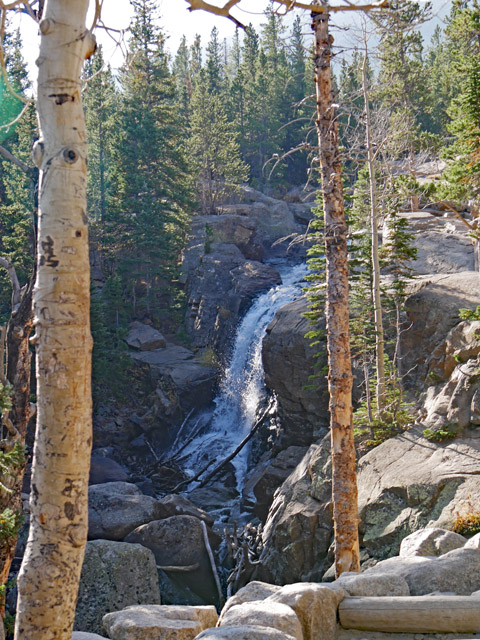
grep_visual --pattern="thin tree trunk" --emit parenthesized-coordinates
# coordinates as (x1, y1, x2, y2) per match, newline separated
(14, 1, 95, 637)
(361, 45, 386, 415)
(311, 5, 360, 577)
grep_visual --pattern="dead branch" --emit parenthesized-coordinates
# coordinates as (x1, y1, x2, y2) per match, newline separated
(185, 0, 245, 28)
(172, 456, 217, 493)
(0, 144, 32, 175)
(0, 326, 6, 386)
(157, 563, 200, 572)
(201, 520, 225, 608)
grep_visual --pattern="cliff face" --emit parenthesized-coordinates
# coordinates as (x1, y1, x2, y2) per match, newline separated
(256, 208, 480, 581)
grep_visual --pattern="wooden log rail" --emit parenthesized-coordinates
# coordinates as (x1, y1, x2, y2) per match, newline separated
(339, 596, 480, 634)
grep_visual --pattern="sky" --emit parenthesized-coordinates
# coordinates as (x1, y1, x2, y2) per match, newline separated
(14, 0, 451, 83)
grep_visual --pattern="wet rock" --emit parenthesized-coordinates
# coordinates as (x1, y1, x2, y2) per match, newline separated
(103, 605, 218, 640)
(243, 446, 309, 521)
(124, 515, 221, 605)
(88, 482, 162, 541)
(365, 547, 480, 595)
(399, 528, 466, 557)
(157, 495, 214, 528)
(219, 601, 303, 640)
(75, 540, 160, 635)
(126, 321, 166, 351)
(183, 241, 281, 352)
(262, 297, 329, 445)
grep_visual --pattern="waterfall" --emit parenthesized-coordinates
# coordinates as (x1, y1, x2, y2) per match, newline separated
(177, 261, 308, 492)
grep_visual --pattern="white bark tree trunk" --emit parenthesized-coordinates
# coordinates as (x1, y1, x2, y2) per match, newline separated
(361, 47, 386, 415)
(14, 1, 95, 638)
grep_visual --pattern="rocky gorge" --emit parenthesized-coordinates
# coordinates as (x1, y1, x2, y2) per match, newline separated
(19, 182, 480, 637)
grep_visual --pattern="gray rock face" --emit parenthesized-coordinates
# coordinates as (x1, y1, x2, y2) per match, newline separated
(357, 428, 480, 559)
(243, 446, 309, 521)
(365, 547, 480, 595)
(75, 540, 160, 635)
(399, 528, 466, 557)
(390, 212, 475, 275)
(73, 634, 108, 640)
(254, 436, 333, 585)
(130, 343, 217, 412)
(262, 297, 329, 446)
(401, 272, 480, 388)
(125, 321, 166, 351)
(183, 241, 281, 352)
(88, 482, 162, 541)
(219, 601, 303, 640)
(124, 515, 220, 605)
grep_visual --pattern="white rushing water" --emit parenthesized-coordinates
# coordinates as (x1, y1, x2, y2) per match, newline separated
(178, 261, 309, 490)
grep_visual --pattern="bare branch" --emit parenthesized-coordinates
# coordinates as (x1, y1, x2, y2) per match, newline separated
(0, 144, 32, 174)
(185, 0, 245, 28)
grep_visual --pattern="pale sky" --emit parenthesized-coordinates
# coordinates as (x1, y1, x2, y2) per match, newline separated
(15, 0, 450, 84)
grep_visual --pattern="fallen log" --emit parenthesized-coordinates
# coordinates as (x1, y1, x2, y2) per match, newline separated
(339, 595, 480, 634)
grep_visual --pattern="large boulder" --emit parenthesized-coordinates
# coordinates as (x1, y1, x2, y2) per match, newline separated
(156, 495, 214, 528)
(399, 528, 466, 557)
(125, 321, 166, 351)
(73, 634, 108, 640)
(392, 212, 476, 275)
(88, 482, 162, 541)
(75, 540, 161, 635)
(89, 450, 128, 485)
(365, 547, 480, 595)
(219, 582, 282, 620)
(357, 427, 480, 559)
(103, 605, 218, 640)
(262, 297, 329, 446)
(254, 436, 333, 584)
(219, 601, 303, 640)
(125, 515, 221, 605)
(266, 583, 344, 640)
(401, 272, 480, 388)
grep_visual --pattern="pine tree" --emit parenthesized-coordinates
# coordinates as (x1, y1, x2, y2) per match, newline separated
(190, 69, 249, 213)
(83, 45, 117, 226)
(108, 0, 193, 320)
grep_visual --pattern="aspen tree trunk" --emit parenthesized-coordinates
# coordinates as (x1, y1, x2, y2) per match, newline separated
(14, 1, 95, 637)
(311, 4, 360, 577)
(361, 46, 386, 414)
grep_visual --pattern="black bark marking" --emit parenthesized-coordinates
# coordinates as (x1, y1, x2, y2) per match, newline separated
(64, 502, 75, 521)
(62, 479, 74, 497)
(40, 235, 59, 268)
(48, 93, 74, 105)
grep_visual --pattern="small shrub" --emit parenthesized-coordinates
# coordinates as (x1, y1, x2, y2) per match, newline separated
(423, 426, 458, 442)
(452, 512, 480, 536)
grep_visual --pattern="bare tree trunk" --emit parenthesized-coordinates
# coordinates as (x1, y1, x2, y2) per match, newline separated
(311, 5, 360, 577)
(361, 45, 386, 415)
(14, 1, 95, 638)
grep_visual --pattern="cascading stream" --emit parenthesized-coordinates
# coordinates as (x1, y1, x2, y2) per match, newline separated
(176, 261, 308, 493)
